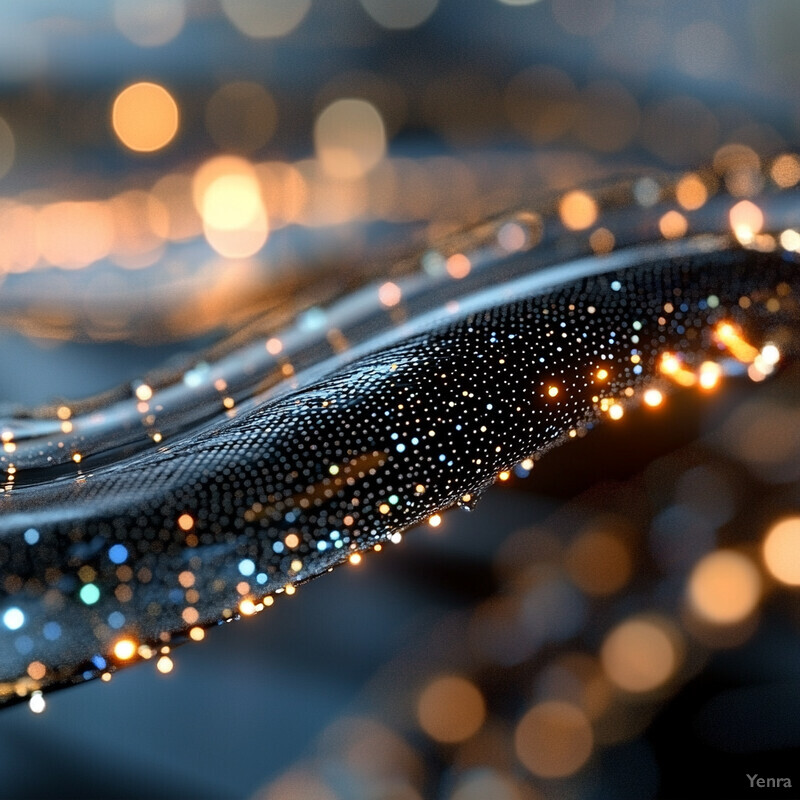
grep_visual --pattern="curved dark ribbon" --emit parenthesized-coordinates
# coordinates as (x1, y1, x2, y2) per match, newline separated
(0, 184, 798, 705)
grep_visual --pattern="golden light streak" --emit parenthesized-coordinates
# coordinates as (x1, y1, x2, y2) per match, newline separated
(714, 322, 759, 363)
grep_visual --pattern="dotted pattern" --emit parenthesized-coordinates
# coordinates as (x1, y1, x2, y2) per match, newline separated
(0, 244, 797, 704)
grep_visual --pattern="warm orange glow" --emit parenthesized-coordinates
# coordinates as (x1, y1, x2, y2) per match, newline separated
(417, 675, 486, 743)
(189, 627, 205, 642)
(314, 99, 387, 180)
(558, 190, 597, 231)
(445, 253, 471, 279)
(177, 513, 194, 531)
(596, 369, 609, 381)
(349, 553, 362, 565)
(714, 322, 758, 363)
(428, 514, 442, 527)
(378, 281, 402, 307)
(239, 599, 256, 616)
(284, 533, 300, 549)
(135, 384, 153, 402)
(547, 385, 560, 398)
(659, 352, 696, 386)
(675, 173, 708, 210)
(498, 471, 510, 481)
(514, 701, 593, 778)
(266, 338, 283, 355)
(698, 361, 722, 390)
(112, 82, 179, 153)
(729, 200, 764, 244)
(199, 164, 269, 259)
(608, 403, 624, 420)
(37, 201, 115, 269)
(688, 550, 761, 625)
(763, 517, 800, 586)
(601, 617, 677, 692)
(643, 388, 664, 407)
(771, 154, 800, 188)
(182, 607, 199, 624)
(156, 655, 174, 674)
(113, 639, 137, 660)
(27, 661, 46, 681)
(659, 210, 688, 239)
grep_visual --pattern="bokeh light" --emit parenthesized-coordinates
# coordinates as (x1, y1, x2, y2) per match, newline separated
(314, 99, 387, 180)
(417, 675, 486, 743)
(113, 0, 185, 47)
(762, 517, 800, 586)
(601, 616, 678, 693)
(687, 550, 762, 625)
(220, 0, 311, 39)
(112, 82, 179, 153)
(514, 700, 593, 778)
(559, 190, 597, 230)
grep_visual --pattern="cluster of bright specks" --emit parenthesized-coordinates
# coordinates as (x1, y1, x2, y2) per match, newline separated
(1, 160, 800, 707)
(0, 237, 797, 707)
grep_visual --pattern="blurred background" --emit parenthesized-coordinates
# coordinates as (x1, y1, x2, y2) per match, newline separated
(0, 1, 800, 798)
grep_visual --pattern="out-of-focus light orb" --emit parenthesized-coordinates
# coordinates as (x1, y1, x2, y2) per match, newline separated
(417, 675, 486, 743)
(659, 210, 688, 239)
(112, 82, 179, 153)
(114, 0, 185, 47)
(763, 517, 800, 586)
(205, 82, 277, 153)
(675, 173, 708, 210)
(688, 550, 762, 625)
(644, 388, 664, 407)
(3, 607, 24, 630)
(0, 116, 15, 181)
(729, 200, 764, 244)
(221, 0, 311, 38)
(601, 617, 678, 693)
(29, 691, 45, 714)
(771, 154, 800, 188)
(359, 0, 437, 29)
(156, 655, 174, 674)
(202, 174, 262, 231)
(558, 190, 597, 230)
(113, 638, 137, 660)
(202, 173, 268, 258)
(192, 156, 269, 257)
(514, 700, 593, 778)
(314, 99, 386, 180)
